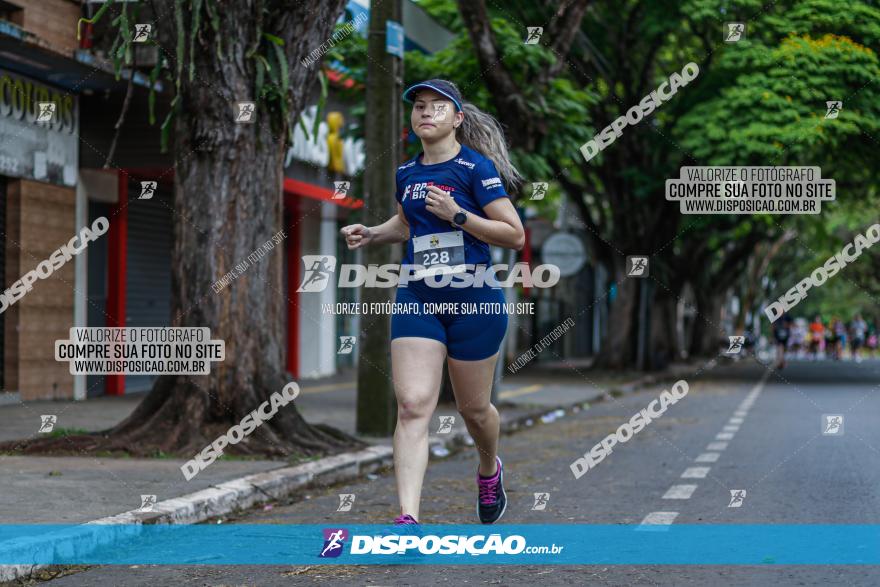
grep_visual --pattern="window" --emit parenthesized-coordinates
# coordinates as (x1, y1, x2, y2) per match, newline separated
(0, 1, 23, 27)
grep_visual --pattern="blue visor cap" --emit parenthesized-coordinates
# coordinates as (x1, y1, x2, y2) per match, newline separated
(402, 79, 463, 112)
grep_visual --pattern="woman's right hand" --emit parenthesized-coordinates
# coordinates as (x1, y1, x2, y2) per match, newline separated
(341, 224, 373, 249)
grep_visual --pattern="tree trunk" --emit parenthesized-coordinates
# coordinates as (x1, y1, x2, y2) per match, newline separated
(116, 1, 360, 457)
(691, 289, 724, 357)
(594, 260, 639, 370)
(2, 0, 360, 457)
(649, 291, 679, 370)
(734, 285, 752, 333)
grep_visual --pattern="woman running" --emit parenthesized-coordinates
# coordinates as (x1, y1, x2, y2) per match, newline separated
(773, 313, 792, 369)
(341, 80, 524, 526)
(826, 318, 841, 360)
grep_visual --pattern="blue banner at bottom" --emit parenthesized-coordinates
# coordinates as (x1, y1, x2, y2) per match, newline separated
(0, 524, 878, 565)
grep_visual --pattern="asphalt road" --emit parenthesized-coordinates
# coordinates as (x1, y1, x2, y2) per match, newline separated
(40, 358, 880, 586)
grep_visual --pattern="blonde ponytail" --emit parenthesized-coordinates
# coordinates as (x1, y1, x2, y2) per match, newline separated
(457, 102, 523, 193)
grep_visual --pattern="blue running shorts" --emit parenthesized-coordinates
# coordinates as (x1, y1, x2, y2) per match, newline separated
(391, 279, 508, 361)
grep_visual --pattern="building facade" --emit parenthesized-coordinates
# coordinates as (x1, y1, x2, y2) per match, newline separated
(0, 0, 450, 402)
(0, 0, 82, 402)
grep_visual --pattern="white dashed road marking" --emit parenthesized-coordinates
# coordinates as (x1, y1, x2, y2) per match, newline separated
(663, 484, 698, 499)
(637, 511, 679, 529)
(681, 466, 711, 479)
(641, 372, 769, 527)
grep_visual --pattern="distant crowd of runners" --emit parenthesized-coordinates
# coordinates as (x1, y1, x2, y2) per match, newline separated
(772, 313, 878, 368)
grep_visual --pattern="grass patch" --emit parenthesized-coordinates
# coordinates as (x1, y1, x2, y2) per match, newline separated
(217, 454, 264, 462)
(45, 427, 90, 438)
(287, 452, 323, 465)
(94, 450, 131, 458)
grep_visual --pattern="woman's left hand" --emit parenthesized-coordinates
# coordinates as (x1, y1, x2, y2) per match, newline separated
(424, 185, 459, 222)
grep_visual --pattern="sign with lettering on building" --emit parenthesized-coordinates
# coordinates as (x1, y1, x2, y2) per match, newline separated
(285, 105, 365, 177)
(0, 70, 78, 187)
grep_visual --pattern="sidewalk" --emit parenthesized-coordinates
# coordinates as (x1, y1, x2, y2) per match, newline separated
(0, 360, 701, 525)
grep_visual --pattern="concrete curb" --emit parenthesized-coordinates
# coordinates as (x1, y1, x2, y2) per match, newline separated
(0, 445, 393, 583)
(0, 360, 706, 583)
(103, 445, 395, 526)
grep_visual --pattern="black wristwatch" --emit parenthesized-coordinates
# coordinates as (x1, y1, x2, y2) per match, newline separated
(452, 209, 468, 227)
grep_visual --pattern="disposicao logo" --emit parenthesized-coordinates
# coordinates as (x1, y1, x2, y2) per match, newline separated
(316, 529, 561, 557)
(319, 528, 348, 558)
(297, 256, 560, 291)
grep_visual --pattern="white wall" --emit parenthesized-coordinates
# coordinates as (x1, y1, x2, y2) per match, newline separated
(297, 200, 338, 379)
(72, 173, 88, 399)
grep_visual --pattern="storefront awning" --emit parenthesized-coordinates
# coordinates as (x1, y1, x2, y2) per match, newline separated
(0, 24, 160, 93)
(284, 178, 364, 210)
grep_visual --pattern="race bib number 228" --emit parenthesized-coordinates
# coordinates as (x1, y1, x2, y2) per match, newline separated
(412, 231, 466, 271)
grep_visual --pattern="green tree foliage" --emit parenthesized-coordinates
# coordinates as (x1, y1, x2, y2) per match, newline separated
(334, 0, 880, 364)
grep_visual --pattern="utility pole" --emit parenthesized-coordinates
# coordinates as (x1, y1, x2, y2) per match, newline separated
(356, 0, 403, 435)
